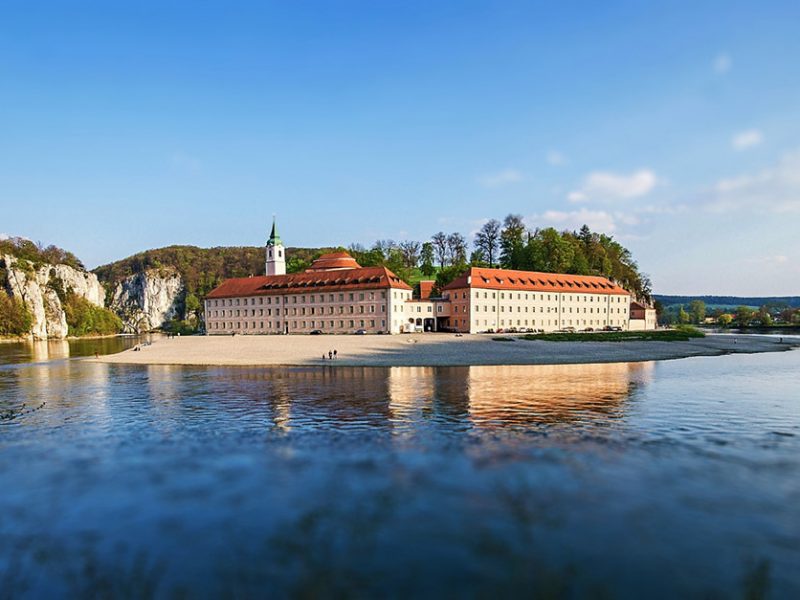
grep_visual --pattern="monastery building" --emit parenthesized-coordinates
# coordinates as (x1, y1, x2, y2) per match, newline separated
(204, 221, 655, 335)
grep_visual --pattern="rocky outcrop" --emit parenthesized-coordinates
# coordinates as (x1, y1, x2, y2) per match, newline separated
(1, 254, 106, 340)
(109, 269, 184, 333)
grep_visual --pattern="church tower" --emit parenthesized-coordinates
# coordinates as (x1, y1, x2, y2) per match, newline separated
(265, 216, 286, 276)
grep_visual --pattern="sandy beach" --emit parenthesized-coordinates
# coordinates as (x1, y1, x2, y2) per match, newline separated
(92, 332, 799, 367)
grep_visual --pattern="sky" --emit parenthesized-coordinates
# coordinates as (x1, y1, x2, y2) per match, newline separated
(1, 1, 799, 295)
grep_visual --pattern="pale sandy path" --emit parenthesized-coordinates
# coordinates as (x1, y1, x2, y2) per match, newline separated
(92, 333, 798, 367)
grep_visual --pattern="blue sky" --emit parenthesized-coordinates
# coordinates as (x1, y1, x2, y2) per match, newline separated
(1, 1, 799, 295)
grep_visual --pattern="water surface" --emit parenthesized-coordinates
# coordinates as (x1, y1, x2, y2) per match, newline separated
(0, 340, 798, 597)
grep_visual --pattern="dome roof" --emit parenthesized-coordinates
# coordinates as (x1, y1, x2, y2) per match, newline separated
(306, 252, 362, 272)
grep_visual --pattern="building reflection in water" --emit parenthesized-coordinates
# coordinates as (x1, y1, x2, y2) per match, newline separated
(29, 340, 71, 363)
(390, 362, 655, 430)
(206, 362, 655, 433)
(465, 363, 654, 427)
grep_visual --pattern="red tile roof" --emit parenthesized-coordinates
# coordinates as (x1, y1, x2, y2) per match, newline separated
(306, 252, 361, 271)
(442, 267, 629, 296)
(206, 266, 411, 299)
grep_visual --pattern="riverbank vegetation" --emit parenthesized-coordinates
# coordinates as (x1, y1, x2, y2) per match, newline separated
(0, 292, 33, 336)
(521, 326, 704, 343)
(63, 294, 123, 336)
(658, 298, 800, 328)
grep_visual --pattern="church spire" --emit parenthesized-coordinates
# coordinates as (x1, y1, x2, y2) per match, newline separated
(265, 215, 286, 276)
(267, 215, 282, 247)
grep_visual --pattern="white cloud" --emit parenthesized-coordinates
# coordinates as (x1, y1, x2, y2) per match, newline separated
(707, 148, 800, 214)
(713, 53, 732, 74)
(568, 169, 658, 202)
(567, 191, 587, 203)
(538, 208, 617, 233)
(546, 150, 567, 166)
(0, 233, 9, 241)
(478, 168, 524, 188)
(746, 255, 789, 266)
(731, 129, 763, 151)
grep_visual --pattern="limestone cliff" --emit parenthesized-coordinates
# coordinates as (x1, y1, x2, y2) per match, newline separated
(108, 269, 184, 333)
(1, 254, 106, 340)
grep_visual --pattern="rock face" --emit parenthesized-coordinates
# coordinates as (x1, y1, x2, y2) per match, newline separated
(1, 254, 106, 340)
(109, 269, 184, 333)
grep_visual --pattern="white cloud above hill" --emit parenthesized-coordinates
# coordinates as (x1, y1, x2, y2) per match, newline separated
(568, 169, 658, 203)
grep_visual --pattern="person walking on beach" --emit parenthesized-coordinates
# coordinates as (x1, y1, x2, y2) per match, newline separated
(328, 350, 333, 360)
(333, 349, 338, 359)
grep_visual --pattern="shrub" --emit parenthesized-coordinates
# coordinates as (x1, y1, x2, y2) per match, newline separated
(0, 292, 33, 336)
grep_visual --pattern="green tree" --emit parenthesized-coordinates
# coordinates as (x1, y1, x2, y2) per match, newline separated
(420, 242, 435, 276)
(0, 292, 33, 336)
(185, 292, 201, 315)
(63, 294, 122, 336)
(499, 214, 527, 269)
(689, 300, 706, 324)
(678, 306, 691, 324)
(717, 313, 733, 327)
(735, 306, 755, 327)
(431, 232, 449, 269)
(469, 249, 487, 267)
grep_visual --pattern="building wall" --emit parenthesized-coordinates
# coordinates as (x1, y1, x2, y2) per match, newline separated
(443, 287, 630, 333)
(205, 287, 400, 334)
(388, 288, 414, 333)
(629, 308, 657, 331)
(203, 284, 634, 335)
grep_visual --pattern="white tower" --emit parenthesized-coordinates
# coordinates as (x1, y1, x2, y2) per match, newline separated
(265, 216, 286, 276)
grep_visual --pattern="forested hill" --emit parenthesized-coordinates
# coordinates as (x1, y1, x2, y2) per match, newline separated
(0, 236, 85, 269)
(92, 245, 333, 298)
(655, 295, 800, 308)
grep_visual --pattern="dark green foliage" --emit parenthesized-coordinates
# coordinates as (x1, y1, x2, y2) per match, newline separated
(654, 294, 800, 308)
(521, 326, 704, 342)
(433, 265, 468, 296)
(63, 294, 123, 336)
(420, 242, 435, 276)
(0, 292, 33, 336)
(457, 217, 654, 302)
(164, 319, 196, 336)
(0, 237, 84, 269)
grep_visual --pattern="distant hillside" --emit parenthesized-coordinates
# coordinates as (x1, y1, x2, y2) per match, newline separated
(92, 245, 335, 298)
(655, 295, 800, 308)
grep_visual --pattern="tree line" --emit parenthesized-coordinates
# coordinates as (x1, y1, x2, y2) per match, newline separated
(663, 299, 800, 327)
(341, 215, 653, 301)
(0, 237, 84, 270)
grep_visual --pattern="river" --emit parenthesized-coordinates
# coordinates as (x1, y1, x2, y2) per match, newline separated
(0, 338, 798, 597)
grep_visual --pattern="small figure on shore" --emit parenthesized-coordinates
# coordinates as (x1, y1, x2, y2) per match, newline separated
(328, 350, 333, 360)
(779, 337, 783, 344)
(333, 349, 338, 359)
(94, 351, 99, 359)
(322, 353, 326, 360)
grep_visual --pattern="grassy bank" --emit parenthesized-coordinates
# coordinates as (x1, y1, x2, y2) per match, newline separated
(520, 326, 705, 343)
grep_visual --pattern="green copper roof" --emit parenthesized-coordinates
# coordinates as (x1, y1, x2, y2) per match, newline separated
(267, 217, 282, 246)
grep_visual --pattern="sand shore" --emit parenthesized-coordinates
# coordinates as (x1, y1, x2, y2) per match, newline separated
(92, 332, 798, 367)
